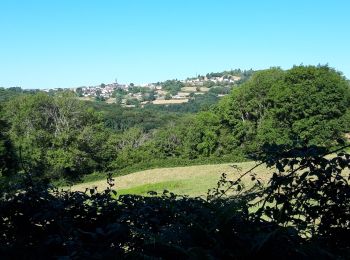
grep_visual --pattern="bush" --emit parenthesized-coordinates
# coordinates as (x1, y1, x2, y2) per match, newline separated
(1, 146, 349, 258)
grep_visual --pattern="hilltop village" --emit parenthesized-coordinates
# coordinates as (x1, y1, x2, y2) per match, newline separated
(64, 72, 245, 107)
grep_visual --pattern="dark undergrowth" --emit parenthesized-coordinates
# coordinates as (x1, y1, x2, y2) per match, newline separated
(1, 145, 349, 259)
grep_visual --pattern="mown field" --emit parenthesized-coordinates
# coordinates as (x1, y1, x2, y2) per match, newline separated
(152, 99, 189, 105)
(181, 86, 210, 92)
(70, 162, 273, 197)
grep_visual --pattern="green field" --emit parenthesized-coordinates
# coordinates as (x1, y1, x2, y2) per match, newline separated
(70, 162, 273, 197)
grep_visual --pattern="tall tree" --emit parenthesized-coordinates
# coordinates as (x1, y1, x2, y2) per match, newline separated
(4, 92, 109, 180)
(218, 65, 350, 152)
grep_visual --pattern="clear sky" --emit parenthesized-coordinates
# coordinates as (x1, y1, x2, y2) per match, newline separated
(0, 0, 349, 89)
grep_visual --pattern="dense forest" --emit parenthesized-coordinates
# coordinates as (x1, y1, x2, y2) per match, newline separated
(1, 65, 350, 258)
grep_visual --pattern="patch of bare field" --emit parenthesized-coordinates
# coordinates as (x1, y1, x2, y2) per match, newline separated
(152, 99, 189, 105)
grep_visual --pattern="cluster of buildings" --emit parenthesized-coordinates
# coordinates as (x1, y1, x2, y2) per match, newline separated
(40, 74, 241, 103)
(74, 83, 128, 98)
(74, 83, 164, 99)
(183, 75, 241, 85)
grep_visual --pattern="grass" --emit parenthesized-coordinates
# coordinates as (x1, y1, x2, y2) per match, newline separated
(66, 152, 350, 200)
(66, 148, 350, 197)
(78, 154, 246, 184)
(78, 96, 94, 101)
(180, 86, 197, 92)
(69, 162, 273, 197)
(180, 87, 209, 92)
(117, 180, 188, 196)
(152, 99, 189, 105)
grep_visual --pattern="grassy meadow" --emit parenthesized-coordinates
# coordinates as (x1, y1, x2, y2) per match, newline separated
(70, 162, 273, 197)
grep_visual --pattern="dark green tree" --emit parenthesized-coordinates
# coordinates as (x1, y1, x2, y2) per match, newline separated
(218, 65, 350, 152)
(258, 65, 350, 147)
(4, 92, 110, 181)
(164, 93, 172, 100)
(0, 116, 17, 177)
(75, 87, 83, 97)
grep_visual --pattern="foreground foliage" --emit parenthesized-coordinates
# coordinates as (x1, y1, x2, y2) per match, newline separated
(1, 147, 349, 259)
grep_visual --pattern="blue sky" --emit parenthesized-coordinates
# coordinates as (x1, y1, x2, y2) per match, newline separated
(0, 0, 349, 89)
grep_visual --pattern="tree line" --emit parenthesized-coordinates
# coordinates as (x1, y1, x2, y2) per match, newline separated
(1, 65, 349, 185)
